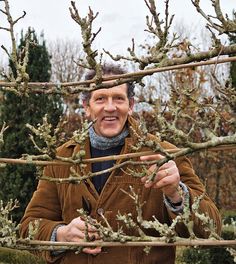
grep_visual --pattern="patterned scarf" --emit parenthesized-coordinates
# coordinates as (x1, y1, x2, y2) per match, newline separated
(89, 126, 129, 150)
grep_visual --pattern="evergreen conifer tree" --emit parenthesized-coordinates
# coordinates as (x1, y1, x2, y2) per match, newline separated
(0, 29, 63, 221)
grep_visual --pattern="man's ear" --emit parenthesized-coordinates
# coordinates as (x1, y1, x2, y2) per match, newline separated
(128, 98, 134, 115)
(83, 100, 91, 118)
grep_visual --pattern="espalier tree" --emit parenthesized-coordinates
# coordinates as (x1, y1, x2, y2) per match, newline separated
(0, 30, 63, 221)
(0, 1, 236, 262)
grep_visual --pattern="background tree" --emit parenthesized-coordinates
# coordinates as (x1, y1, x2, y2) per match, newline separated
(0, 29, 63, 221)
(49, 39, 85, 115)
(49, 39, 85, 84)
(48, 39, 86, 139)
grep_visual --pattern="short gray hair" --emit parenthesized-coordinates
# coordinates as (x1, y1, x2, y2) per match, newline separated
(82, 63, 135, 103)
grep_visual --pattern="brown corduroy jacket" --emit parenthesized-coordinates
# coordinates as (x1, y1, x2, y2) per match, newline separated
(20, 117, 221, 264)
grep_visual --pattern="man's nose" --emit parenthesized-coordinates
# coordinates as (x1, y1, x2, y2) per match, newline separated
(104, 99, 116, 111)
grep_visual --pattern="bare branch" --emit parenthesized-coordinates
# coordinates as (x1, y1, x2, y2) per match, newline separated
(191, 0, 236, 35)
(0, 0, 31, 95)
(69, 1, 101, 75)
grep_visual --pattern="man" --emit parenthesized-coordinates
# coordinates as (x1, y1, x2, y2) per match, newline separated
(20, 64, 221, 264)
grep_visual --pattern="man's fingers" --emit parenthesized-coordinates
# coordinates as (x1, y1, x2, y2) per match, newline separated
(82, 246, 102, 255)
(80, 224, 98, 233)
(141, 176, 147, 183)
(158, 166, 176, 180)
(140, 154, 165, 161)
(158, 160, 175, 170)
(152, 173, 179, 189)
(141, 162, 179, 188)
(73, 217, 98, 232)
(70, 230, 100, 242)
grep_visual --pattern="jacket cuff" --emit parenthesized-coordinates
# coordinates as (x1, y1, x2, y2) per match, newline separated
(40, 221, 66, 263)
(50, 224, 66, 256)
(163, 181, 189, 214)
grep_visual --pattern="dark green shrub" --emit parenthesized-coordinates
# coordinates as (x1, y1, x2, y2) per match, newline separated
(181, 246, 234, 264)
(0, 247, 45, 264)
(181, 224, 235, 264)
(181, 247, 211, 264)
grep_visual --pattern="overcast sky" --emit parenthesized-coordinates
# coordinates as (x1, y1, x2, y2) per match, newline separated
(0, 0, 235, 60)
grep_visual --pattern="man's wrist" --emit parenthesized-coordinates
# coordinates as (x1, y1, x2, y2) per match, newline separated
(165, 184, 184, 203)
(51, 224, 65, 242)
(163, 182, 189, 213)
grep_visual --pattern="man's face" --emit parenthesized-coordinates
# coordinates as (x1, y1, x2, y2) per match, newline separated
(83, 84, 134, 138)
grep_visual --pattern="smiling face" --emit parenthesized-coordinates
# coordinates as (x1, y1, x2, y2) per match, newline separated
(83, 84, 134, 138)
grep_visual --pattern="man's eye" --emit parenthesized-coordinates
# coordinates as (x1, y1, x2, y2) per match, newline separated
(96, 97, 104, 101)
(116, 96, 125, 101)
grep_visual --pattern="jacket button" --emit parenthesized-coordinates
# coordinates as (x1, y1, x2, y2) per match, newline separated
(97, 208, 104, 215)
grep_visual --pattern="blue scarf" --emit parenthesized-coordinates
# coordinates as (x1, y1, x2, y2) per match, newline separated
(89, 126, 129, 150)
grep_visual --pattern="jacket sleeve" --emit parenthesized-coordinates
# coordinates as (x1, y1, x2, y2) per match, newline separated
(20, 165, 66, 263)
(166, 155, 222, 238)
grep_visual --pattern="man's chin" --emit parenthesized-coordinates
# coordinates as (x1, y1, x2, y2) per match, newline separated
(100, 130, 120, 138)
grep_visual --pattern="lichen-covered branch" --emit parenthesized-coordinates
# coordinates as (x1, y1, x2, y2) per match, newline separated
(23, 115, 62, 160)
(104, 0, 236, 70)
(0, 192, 233, 252)
(69, 186, 221, 254)
(191, 192, 221, 240)
(104, 0, 177, 70)
(144, 0, 174, 49)
(0, 199, 20, 247)
(0, 0, 31, 95)
(191, 0, 236, 36)
(69, 0, 102, 78)
(0, 140, 235, 184)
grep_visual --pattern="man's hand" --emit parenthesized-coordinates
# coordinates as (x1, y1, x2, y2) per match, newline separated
(140, 154, 182, 203)
(56, 217, 101, 255)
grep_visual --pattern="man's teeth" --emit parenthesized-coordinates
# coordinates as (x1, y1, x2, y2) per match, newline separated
(104, 117, 117, 120)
